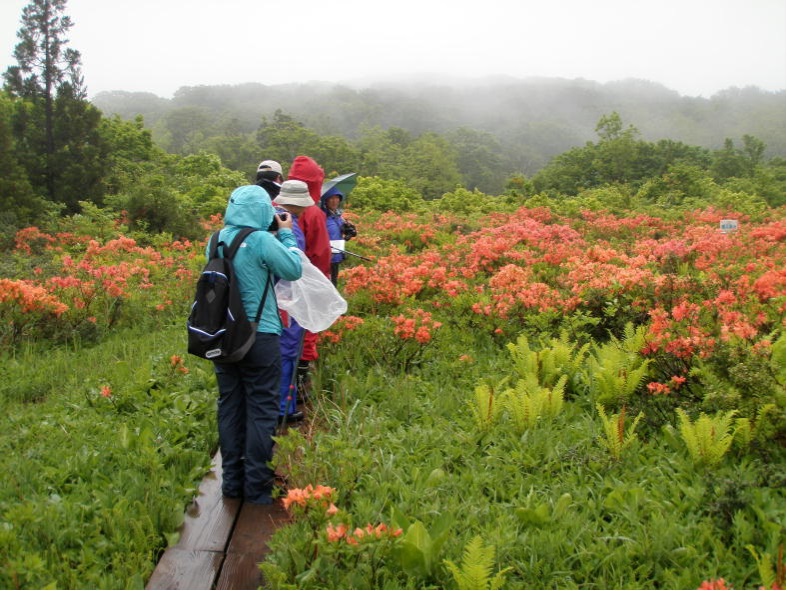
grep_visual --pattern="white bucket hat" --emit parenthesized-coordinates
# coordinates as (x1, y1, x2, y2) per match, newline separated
(275, 180, 315, 206)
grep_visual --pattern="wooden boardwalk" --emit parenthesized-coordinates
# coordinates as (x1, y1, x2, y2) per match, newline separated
(146, 452, 290, 590)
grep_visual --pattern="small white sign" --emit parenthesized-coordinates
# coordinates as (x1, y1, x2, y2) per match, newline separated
(720, 219, 738, 233)
(330, 239, 345, 254)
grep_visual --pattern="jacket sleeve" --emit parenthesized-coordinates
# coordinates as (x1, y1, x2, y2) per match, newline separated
(302, 207, 332, 278)
(260, 230, 302, 280)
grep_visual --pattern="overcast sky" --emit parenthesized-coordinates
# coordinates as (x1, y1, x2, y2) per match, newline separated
(1, 0, 784, 99)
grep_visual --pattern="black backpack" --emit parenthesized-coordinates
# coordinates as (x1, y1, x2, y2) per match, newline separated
(187, 228, 272, 363)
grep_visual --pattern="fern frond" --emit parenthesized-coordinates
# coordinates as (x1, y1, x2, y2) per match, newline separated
(504, 380, 542, 433)
(545, 332, 589, 377)
(746, 544, 785, 590)
(542, 374, 567, 418)
(676, 409, 737, 466)
(532, 332, 590, 391)
(733, 417, 752, 447)
(507, 335, 539, 379)
(444, 536, 511, 590)
(620, 322, 649, 354)
(596, 403, 643, 460)
(470, 380, 506, 432)
(590, 331, 651, 405)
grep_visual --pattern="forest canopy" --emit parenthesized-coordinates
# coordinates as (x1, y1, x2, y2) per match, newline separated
(91, 77, 786, 176)
(1, 0, 784, 239)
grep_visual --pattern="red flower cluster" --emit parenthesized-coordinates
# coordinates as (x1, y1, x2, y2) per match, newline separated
(698, 578, 731, 590)
(0, 279, 68, 316)
(282, 484, 338, 516)
(392, 308, 442, 344)
(325, 522, 403, 545)
(7, 226, 198, 340)
(169, 355, 189, 374)
(320, 315, 365, 345)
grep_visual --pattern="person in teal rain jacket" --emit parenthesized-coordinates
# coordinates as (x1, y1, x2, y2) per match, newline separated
(206, 184, 302, 504)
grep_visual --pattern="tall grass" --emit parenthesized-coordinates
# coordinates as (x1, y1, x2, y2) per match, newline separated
(0, 325, 217, 589)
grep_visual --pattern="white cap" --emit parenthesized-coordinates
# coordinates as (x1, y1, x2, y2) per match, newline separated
(257, 160, 283, 175)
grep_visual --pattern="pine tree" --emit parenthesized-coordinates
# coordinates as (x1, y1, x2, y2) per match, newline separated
(3, 0, 105, 213)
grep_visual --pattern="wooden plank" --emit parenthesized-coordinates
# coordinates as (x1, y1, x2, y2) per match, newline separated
(176, 452, 242, 552)
(227, 500, 289, 554)
(177, 486, 242, 552)
(145, 548, 224, 590)
(215, 501, 291, 590)
(146, 452, 241, 590)
(214, 553, 262, 590)
(146, 451, 293, 590)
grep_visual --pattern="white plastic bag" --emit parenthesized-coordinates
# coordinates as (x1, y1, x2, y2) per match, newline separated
(275, 250, 347, 332)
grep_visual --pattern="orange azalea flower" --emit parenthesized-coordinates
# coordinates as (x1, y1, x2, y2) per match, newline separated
(0, 279, 69, 316)
(392, 308, 442, 344)
(282, 488, 309, 510)
(353, 527, 366, 539)
(698, 578, 731, 590)
(647, 382, 671, 395)
(373, 523, 389, 537)
(282, 484, 336, 512)
(100, 385, 112, 398)
(310, 484, 336, 500)
(326, 523, 348, 543)
(670, 375, 687, 388)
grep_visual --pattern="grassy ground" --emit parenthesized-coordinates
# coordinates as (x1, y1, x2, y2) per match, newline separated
(0, 325, 217, 589)
(262, 320, 785, 590)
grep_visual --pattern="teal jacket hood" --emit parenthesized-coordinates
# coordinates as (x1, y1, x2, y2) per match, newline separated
(209, 184, 302, 336)
(224, 185, 273, 230)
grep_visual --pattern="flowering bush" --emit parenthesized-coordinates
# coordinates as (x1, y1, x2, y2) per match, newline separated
(392, 308, 442, 344)
(264, 483, 404, 589)
(0, 278, 69, 345)
(2, 196, 784, 589)
(3, 225, 198, 346)
(319, 315, 365, 345)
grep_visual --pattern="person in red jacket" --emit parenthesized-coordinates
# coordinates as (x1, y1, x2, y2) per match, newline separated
(285, 155, 332, 399)
(287, 156, 331, 276)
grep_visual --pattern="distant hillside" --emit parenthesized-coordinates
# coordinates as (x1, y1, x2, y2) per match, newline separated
(92, 77, 785, 175)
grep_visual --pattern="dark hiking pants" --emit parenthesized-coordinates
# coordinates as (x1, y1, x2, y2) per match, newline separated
(214, 333, 281, 504)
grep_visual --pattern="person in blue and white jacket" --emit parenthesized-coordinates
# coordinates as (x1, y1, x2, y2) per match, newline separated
(207, 184, 301, 505)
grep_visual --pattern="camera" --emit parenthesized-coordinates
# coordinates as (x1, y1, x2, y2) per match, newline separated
(268, 211, 288, 231)
(342, 220, 357, 240)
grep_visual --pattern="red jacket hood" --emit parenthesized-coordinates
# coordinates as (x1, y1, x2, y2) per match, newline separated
(288, 156, 324, 203)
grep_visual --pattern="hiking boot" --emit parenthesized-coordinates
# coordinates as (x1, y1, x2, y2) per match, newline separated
(279, 410, 305, 424)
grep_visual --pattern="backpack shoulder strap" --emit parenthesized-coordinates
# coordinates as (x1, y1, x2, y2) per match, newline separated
(253, 269, 273, 324)
(207, 231, 222, 258)
(224, 227, 257, 260)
